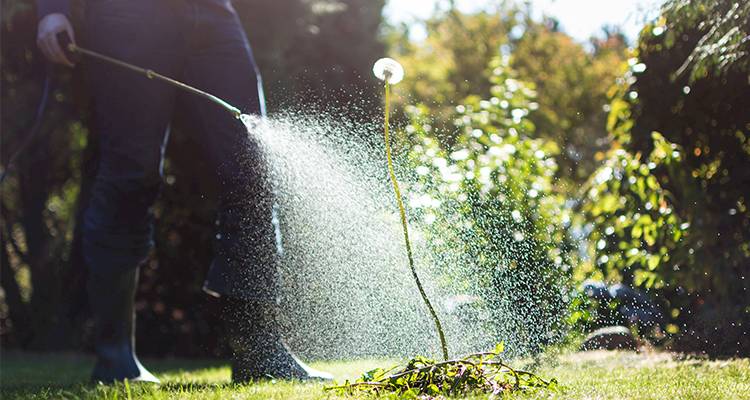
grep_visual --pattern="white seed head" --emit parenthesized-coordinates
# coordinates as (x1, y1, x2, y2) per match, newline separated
(373, 58, 404, 84)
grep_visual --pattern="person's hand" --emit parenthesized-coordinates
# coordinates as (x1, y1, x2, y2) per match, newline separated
(37, 13, 76, 67)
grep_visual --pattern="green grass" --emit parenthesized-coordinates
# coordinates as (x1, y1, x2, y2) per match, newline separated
(1, 350, 748, 399)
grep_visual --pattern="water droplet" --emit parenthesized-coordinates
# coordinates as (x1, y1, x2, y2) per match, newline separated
(511, 210, 522, 222)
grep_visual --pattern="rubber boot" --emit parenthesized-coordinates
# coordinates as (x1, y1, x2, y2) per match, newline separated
(223, 297, 333, 382)
(88, 268, 159, 384)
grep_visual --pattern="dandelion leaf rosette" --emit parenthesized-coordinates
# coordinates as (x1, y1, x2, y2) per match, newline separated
(325, 344, 557, 397)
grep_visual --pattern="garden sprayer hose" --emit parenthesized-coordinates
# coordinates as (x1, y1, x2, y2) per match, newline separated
(0, 74, 52, 184)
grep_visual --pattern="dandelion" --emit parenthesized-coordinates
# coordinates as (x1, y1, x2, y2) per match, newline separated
(373, 57, 404, 84)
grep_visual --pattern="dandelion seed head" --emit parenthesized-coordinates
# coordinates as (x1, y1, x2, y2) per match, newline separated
(373, 57, 405, 84)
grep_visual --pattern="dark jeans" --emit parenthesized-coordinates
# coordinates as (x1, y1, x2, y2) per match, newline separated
(82, 0, 280, 300)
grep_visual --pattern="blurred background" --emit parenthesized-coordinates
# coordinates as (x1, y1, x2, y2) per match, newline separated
(1, 0, 748, 358)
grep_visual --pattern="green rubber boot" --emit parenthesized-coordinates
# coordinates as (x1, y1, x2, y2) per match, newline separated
(223, 298, 333, 382)
(88, 268, 159, 384)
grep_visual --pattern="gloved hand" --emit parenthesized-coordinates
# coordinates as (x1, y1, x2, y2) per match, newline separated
(37, 13, 76, 67)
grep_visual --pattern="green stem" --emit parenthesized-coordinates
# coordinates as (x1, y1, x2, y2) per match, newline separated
(383, 80, 449, 361)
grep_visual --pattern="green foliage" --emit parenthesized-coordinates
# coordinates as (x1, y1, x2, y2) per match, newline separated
(582, 133, 687, 289)
(390, 5, 517, 127)
(407, 58, 572, 354)
(585, 0, 750, 355)
(661, 0, 750, 80)
(325, 343, 556, 397)
(1, 0, 89, 350)
(390, 5, 627, 182)
(511, 21, 629, 181)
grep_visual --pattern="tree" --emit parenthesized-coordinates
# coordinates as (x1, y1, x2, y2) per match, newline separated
(662, 0, 750, 80)
(389, 4, 518, 141)
(238, 0, 385, 119)
(584, 0, 750, 355)
(1, 0, 88, 350)
(389, 5, 627, 183)
(511, 20, 628, 181)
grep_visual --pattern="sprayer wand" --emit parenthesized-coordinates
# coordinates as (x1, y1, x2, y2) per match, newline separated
(1, 34, 243, 184)
(59, 34, 242, 119)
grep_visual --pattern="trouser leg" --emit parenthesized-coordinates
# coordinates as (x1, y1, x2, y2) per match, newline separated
(180, 0, 280, 302)
(181, 0, 330, 381)
(83, 0, 183, 277)
(82, 0, 184, 383)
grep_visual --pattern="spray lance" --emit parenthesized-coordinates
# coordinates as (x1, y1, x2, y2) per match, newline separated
(57, 33, 243, 118)
(0, 33, 243, 184)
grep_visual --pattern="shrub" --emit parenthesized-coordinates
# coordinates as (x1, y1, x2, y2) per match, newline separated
(406, 58, 573, 355)
(583, 0, 750, 355)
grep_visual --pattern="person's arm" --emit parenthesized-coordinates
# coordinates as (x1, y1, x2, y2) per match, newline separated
(36, 0, 75, 67)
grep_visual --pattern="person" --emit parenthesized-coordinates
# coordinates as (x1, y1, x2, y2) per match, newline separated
(35, 0, 331, 384)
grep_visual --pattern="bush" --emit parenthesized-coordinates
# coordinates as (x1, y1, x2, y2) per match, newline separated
(583, 0, 750, 355)
(406, 58, 573, 355)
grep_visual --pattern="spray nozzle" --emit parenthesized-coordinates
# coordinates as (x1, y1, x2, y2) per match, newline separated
(373, 58, 404, 85)
(55, 31, 80, 63)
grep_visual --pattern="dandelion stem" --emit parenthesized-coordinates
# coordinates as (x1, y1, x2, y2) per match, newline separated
(383, 79, 449, 361)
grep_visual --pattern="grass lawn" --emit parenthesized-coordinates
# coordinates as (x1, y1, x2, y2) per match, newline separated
(1, 350, 748, 399)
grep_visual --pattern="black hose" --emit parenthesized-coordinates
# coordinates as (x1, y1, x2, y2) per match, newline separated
(0, 73, 52, 184)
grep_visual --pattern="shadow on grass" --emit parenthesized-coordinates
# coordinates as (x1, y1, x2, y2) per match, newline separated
(0, 351, 229, 394)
